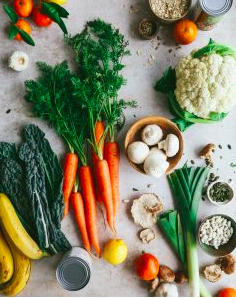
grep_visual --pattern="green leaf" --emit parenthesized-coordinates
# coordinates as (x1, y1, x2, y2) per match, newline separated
(209, 111, 228, 121)
(41, 3, 68, 34)
(155, 67, 176, 94)
(3, 5, 18, 23)
(18, 29, 35, 46)
(172, 117, 194, 132)
(193, 39, 236, 59)
(8, 25, 19, 40)
(47, 2, 69, 18)
(41, 3, 61, 23)
(57, 18, 68, 34)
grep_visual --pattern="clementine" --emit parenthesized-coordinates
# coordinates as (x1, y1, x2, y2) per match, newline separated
(14, 0, 33, 17)
(219, 288, 236, 297)
(14, 19, 31, 41)
(173, 19, 198, 45)
(134, 253, 159, 281)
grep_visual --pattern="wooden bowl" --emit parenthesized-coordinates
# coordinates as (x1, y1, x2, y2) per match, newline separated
(124, 116, 184, 176)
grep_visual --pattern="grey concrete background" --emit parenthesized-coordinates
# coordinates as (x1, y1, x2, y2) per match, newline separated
(0, 0, 236, 296)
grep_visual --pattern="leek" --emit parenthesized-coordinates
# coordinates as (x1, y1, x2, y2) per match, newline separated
(158, 165, 211, 297)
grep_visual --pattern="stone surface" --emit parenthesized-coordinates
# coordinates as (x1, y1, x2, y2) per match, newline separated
(0, 0, 236, 296)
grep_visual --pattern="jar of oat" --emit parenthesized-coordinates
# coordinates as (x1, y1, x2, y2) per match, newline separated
(149, 0, 192, 23)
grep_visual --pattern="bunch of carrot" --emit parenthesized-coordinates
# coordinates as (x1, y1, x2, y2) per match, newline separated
(61, 19, 136, 256)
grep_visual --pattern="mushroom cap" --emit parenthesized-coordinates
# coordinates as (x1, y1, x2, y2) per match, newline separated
(203, 264, 222, 283)
(127, 141, 149, 164)
(149, 147, 167, 160)
(165, 134, 179, 157)
(140, 228, 155, 244)
(9, 51, 29, 72)
(141, 124, 163, 146)
(131, 193, 163, 228)
(155, 283, 178, 297)
(144, 154, 169, 178)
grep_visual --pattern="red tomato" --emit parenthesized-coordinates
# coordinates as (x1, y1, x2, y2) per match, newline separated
(32, 5, 53, 27)
(14, 0, 33, 18)
(134, 253, 159, 281)
(218, 288, 236, 297)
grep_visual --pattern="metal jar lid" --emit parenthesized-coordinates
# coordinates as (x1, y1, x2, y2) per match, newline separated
(199, 0, 233, 16)
(56, 256, 91, 291)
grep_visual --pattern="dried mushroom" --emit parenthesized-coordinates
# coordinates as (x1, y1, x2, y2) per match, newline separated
(158, 265, 175, 283)
(175, 270, 188, 284)
(217, 254, 235, 275)
(199, 143, 216, 166)
(140, 228, 155, 244)
(203, 264, 222, 282)
(150, 277, 160, 293)
(131, 193, 163, 228)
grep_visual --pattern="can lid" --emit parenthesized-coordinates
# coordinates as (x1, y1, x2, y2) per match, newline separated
(56, 257, 91, 291)
(200, 0, 233, 16)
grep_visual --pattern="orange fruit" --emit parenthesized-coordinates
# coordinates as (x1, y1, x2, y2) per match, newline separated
(14, 0, 33, 18)
(134, 253, 159, 281)
(219, 288, 236, 297)
(173, 19, 198, 45)
(14, 19, 31, 41)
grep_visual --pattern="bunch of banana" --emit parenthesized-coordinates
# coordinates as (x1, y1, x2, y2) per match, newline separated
(0, 194, 44, 296)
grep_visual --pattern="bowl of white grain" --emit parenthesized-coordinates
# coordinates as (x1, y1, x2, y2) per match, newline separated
(149, 0, 192, 24)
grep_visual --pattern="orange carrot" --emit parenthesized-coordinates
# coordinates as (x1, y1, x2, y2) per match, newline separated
(94, 159, 114, 232)
(63, 153, 79, 218)
(104, 142, 120, 217)
(92, 120, 105, 163)
(79, 166, 101, 257)
(70, 192, 91, 253)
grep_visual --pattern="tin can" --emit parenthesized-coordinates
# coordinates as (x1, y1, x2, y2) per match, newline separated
(192, 0, 233, 31)
(56, 247, 92, 291)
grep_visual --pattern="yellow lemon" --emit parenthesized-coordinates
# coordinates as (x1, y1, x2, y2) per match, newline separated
(44, 0, 67, 5)
(103, 239, 128, 265)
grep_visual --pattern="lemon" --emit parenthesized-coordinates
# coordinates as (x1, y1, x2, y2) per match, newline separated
(44, 0, 67, 5)
(103, 239, 128, 265)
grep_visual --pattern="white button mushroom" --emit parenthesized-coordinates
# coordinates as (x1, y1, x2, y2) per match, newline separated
(149, 147, 167, 160)
(141, 124, 163, 146)
(158, 134, 179, 157)
(144, 154, 169, 178)
(8, 51, 29, 72)
(127, 141, 149, 164)
(155, 283, 178, 297)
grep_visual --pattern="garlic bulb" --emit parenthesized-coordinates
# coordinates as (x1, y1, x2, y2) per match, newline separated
(9, 51, 29, 72)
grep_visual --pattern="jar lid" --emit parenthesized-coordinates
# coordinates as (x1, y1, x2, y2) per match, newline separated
(200, 0, 233, 16)
(56, 257, 91, 291)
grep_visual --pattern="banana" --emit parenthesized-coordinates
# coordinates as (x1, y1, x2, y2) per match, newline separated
(2, 237, 31, 297)
(0, 228, 14, 284)
(0, 194, 43, 260)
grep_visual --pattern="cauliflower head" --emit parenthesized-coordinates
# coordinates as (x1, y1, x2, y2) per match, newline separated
(174, 52, 236, 118)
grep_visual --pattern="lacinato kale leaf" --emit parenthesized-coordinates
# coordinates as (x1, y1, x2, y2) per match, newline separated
(0, 124, 71, 254)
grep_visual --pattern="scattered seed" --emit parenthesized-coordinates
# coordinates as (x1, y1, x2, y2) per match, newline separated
(190, 160, 195, 165)
(219, 145, 222, 149)
(230, 163, 236, 168)
(6, 109, 11, 114)
(228, 145, 232, 149)
(132, 188, 139, 191)
(122, 199, 130, 203)
(147, 184, 156, 188)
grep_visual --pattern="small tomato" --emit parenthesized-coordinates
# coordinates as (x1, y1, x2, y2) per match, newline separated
(14, 0, 33, 18)
(218, 288, 236, 297)
(33, 5, 53, 27)
(134, 253, 159, 281)
(173, 19, 198, 45)
(14, 19, 31, 41)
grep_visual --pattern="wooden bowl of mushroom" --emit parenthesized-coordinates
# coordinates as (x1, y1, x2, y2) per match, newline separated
(124, 116, 184, 177)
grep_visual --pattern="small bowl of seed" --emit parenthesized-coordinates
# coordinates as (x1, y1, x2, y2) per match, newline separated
(198, 214, 236, 257)
(207, 181, 234, 207)
(149, 0, 192, 24)
(138, 18, 159, 40)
